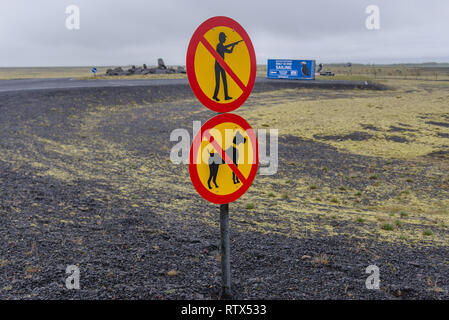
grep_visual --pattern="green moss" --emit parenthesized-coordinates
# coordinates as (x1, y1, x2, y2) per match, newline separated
(381, 223, 394, 231)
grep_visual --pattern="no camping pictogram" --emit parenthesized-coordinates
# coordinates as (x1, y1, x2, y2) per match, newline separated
(189, 113, 258, 204)
(186, 16, 257, 113)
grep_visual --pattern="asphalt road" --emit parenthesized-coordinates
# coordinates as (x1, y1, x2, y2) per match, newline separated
(0, 77, 371, 93)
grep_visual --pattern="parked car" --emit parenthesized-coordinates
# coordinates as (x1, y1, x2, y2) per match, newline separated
(320, 71, 335, 76)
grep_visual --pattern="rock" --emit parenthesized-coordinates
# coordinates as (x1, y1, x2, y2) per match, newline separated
(194, 293, 204, 299)
(105, 60, 186, 76)
(155, 69, 170, 74)
(157, 58, 167, 69)
(167, 269, 177, 277)
(143, 69, 155, 74)
(133, 67, 144, 74)
(106, 67, 127, 76)
(127, 66, 137, 73)
(177, 66, 187, 74)
(248, 277, 260, 282)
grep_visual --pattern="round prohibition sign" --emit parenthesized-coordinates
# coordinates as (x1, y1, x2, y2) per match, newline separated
(186, 16, 257, 113)
(189, 113, 259, 204)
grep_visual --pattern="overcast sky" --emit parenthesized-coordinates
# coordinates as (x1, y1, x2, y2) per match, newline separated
(1, 0, 448, 67)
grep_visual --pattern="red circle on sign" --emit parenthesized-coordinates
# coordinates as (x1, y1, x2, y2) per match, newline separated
(189, 113, 259, 204)
(186, 16, 257, 113)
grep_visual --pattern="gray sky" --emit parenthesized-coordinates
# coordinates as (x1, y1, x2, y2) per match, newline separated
(1, 0, 448, 67)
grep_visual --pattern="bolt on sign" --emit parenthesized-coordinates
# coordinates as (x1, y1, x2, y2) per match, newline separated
(186, 16, 257, 113)
(189, 113, 259, 204)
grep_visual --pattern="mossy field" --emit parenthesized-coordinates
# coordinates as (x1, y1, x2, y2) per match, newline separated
(0, 77, 447, 299)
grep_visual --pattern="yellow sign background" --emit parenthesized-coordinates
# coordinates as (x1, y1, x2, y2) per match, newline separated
(194, 26, 251, 103)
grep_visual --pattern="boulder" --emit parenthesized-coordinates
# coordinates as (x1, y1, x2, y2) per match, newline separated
(177, 66, 187, 74)
(106, 67, 125, 76)
(133, 67, 144, 74)
(155, 69, 168, 74)
(157, 58, 167, 69)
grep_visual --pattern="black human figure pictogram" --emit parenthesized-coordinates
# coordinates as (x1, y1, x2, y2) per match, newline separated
(212, 32, 242, 102)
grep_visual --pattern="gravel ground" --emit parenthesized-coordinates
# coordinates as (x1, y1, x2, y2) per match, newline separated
(0, 81, 447, 299)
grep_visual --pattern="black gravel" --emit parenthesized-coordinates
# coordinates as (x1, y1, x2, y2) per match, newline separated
(0, 82, 447, 300)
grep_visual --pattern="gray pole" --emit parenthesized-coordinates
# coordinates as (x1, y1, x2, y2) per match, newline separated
(220, 203, 231, 298)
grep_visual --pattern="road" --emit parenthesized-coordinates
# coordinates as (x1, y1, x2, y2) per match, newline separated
(0, 77, 371, 93)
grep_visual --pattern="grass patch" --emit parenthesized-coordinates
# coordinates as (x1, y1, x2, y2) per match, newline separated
(381, 223, 394, 231)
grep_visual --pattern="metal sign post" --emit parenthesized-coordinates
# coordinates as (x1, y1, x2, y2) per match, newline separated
(220, 203, 231, 298)
(187, 16, 258, 300)
(189, 113, 258, 299)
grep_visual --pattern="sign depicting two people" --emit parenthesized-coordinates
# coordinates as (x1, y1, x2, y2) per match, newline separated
(189, 113, 258, 204)
(187, 16, 258, 204)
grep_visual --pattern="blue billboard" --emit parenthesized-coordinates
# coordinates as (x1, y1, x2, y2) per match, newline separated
(267, 59, 316, 80)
